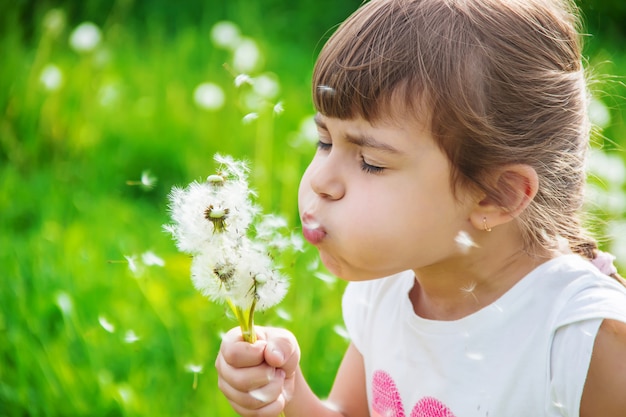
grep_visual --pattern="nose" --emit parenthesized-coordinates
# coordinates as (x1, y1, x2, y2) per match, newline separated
(307, 157, 345, 200)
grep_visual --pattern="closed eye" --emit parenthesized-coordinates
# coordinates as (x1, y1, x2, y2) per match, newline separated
(317, 140, 332, 151)
(360, 158, 385, 174)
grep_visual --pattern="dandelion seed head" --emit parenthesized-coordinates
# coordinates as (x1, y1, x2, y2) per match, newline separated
(165, 175, 254, 254)
(69, 22, 102, 53)
(254, 273, 289, 311)
(193, 82, 225, 111)
(40, 64, 63, 91)
(191, 251, 240, 303)
(210, 21, 242, 49)
(99, 316, 115, 333)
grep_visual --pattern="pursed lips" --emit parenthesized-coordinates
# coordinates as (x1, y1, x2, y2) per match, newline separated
(301, 214, 327, 245)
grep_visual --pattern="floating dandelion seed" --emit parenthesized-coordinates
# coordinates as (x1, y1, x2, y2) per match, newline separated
(455, 230, 478, 253)
(126, 170, 157, 190)
(317, 85, 336, 96)
(242, 112, 259, 124)
(273, 101, 284, 115)
(124, 330, 140, 343)
(234, 73, 252, 87)
(193, 82, 225, 111)
(333, 325, 350, 340)
(253, 73, 280, 99)
(249, 387, 273, 403)
(276, 308, 292, 321)
(99, 316, 115, 333)
(588, 97, 611, 130)
(124, 255, 138, 274)
(233, 39, 262, 72)
(69, 22, 102, 53)
(40, 64, 63, 91)
(460, 281, 479, 303)
(186, 364, 204, 389)
(210, 21, 242, 50)
(141, 251, 164, 267)
(314, 271, 337, 285)
(55, 292, 73, 315)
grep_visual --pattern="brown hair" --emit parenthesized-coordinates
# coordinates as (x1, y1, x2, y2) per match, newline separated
(312, 0, 622, 280)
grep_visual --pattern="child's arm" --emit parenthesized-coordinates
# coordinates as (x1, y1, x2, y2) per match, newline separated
(215, 326, 369, 417)
(580, 319, 626, 416)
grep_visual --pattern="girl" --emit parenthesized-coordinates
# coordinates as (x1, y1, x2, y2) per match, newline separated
(215, 0, 626, 415)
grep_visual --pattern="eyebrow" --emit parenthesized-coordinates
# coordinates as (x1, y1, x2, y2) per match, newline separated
(314, 113, 401, 154)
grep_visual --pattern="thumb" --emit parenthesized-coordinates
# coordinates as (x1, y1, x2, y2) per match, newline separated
(261, 328, 300, 375)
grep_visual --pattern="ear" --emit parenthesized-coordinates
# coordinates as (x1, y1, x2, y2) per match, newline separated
(469, 164, 538, 231)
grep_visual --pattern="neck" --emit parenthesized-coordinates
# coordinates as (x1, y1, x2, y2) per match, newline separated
(409, 232, 554, 321)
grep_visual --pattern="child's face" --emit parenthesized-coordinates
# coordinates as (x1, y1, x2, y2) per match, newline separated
(298, 112, 478, 281)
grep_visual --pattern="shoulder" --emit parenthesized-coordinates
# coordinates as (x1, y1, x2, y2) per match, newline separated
(580, 319, 626, 417)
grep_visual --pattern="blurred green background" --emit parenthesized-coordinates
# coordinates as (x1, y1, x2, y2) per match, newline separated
(1, 1, 625, 416)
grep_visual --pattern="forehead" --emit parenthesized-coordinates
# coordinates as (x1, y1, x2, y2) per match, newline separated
(315, 83, 433, 133)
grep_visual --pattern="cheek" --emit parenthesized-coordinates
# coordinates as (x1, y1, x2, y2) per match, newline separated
(297, 166, 313, 208)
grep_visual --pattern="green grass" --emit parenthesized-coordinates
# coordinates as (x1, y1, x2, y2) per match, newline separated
(1, 2, 626, 416)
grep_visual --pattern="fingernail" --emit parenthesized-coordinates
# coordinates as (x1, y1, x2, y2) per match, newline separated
(271, 347, 284, 363)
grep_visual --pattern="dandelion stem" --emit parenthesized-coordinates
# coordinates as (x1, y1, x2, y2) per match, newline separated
(226, 298, 257, 343)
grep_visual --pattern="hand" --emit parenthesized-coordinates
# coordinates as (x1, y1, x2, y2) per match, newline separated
(216, 326, 301, 417)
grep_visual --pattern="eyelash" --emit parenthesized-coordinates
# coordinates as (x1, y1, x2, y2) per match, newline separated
(316, 140, 385, 174)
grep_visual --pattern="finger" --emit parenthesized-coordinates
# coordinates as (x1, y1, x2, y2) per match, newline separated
(215, 352, 279, 392)
(262, 329, 300, 375)
(219, 331, 268, 368)
(218, 367, 286, 413)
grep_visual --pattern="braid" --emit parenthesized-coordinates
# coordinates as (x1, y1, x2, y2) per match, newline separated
(571, 239, 625, 285)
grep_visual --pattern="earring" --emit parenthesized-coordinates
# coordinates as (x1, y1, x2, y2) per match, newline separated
(483, 217, 492, 232)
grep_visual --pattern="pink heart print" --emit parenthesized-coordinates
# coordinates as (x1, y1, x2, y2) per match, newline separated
(371, 370, 456, 417)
